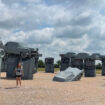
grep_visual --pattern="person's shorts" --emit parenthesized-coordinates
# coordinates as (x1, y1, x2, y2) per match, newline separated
(16, 75, 22, 78)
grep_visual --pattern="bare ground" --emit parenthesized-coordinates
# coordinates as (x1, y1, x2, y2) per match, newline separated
(0, 72, 105, 105)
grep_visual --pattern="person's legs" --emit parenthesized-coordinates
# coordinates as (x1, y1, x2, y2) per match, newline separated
(19, 77, 21, 86)
(16, 77, 18, 87)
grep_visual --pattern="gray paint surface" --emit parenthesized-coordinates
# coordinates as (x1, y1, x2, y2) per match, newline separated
(102, 59, 105, 76)
(72, 53, 89, 70)
(0, 48, 5, 79)
(4, 42, 39, 58)
(60, 52, 90, 71)
(45, 57, 54, 73)
(101, 56, 105, 76)
(60, 52, 98, 77)
(60, 57, 70, 71)
(76, 53, 89, 59)
(60, 52, 76, 71)
(22, 57, 35, 79)
(34, 57, 39, 73)
(6, 56, 20, 78)
(1, 41, 42, 79)
(53, 67, 83, 82)
(91, 53, 101, 60)
(84, 58, 96, 77)
(71, 58, 83, 70)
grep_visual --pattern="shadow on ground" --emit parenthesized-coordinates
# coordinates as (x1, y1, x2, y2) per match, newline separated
(4, 87, 19, 89)
(0, 77, 16, 80)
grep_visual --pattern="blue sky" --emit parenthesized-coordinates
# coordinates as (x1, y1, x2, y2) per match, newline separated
(0, 0, 105, 62)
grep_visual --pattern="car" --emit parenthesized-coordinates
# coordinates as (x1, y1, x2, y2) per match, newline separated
(4, 42, 39, 58)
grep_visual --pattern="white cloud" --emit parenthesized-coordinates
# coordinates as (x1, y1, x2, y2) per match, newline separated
(0, 0, 105, 61)
(26, 28, 54, 44)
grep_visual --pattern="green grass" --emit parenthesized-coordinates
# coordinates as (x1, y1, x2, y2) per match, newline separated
(96, 69, 101, 74)
(38, 68, 102, 74)
(38, 68, 45, 72)
(38, 68, 60, 72)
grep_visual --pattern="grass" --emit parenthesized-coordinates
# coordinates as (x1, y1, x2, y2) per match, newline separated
(96, 69, 101, 74)
(38, 68, 102, 74)
(38, 68, 60, 72)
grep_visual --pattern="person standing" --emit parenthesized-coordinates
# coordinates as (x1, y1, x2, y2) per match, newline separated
(14, 63, 24, 87)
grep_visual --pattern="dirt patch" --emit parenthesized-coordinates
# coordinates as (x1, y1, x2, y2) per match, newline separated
(0, 72, 105, 105)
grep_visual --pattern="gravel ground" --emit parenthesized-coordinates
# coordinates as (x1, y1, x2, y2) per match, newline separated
(0, 72, 105, 105)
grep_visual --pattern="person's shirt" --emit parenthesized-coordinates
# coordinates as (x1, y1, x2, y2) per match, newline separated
(15, 67, 23, 76)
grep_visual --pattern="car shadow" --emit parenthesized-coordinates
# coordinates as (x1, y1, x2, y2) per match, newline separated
(0, 77, 16, 80)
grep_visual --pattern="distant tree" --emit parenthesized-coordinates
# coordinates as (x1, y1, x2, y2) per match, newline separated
(56, 60, 61, 66)
(54, 60, 61, 68)
(38, 60, 45, 68)
(54, 64, 59, 68)
(96, 63, 102, 69)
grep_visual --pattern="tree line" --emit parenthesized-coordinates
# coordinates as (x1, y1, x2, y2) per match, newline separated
(38, 60, 102, 69)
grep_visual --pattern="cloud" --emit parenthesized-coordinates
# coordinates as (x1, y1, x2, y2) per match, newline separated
(26, 28, 54, 44)
(0, 0, 105, 61)
(2, 0, 42, 5)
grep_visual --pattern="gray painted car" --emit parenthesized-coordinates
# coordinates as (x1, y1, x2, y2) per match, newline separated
(53, 67, 83, 82)
(4, 42, 39, 58)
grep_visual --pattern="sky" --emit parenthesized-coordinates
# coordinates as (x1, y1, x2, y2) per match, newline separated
(0, 0, 105, 62)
